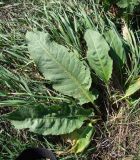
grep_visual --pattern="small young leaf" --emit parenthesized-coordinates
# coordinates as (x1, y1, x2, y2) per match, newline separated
(125, 78, 140, 97)
(117, 0, 140, 9)
(6, 105, 93, 135)
(26, 31, 97, 104)
(69, 123, 95, 153)
(85, 29, 113, 83)
(117, 0, 140, 13)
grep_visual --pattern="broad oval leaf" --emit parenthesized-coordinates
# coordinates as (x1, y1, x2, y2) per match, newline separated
(6, 105, 93, 135)
(104, 29, 126, 69)
(26, 31, 97, 104)
(84, 29, 113, 83)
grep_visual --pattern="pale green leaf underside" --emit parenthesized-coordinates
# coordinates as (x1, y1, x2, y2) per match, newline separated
(85, 29, 113, 83)
(6, 105, 92, 135)
(26, 31, 96, 104)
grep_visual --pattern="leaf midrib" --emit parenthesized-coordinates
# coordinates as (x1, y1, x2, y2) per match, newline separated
(37, 38, 93, 103)
(15, 115, 86, 120)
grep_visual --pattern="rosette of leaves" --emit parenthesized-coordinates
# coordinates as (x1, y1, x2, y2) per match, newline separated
(6, 29, 115, 153)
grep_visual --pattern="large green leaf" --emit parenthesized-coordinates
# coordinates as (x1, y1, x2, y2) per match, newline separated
(26, 31, 97, 104)
(69, 123, 95, 153)
(84, 29, 113, 83)
(104, 29, 126, 69)
(6, 105, 92, 135)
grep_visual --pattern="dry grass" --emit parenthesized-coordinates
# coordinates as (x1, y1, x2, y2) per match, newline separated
(94, 103, 140, 160)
